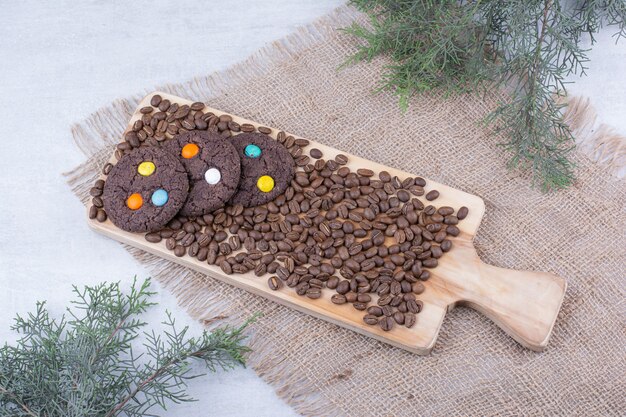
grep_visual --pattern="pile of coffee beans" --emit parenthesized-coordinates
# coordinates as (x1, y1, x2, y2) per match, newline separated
(90, 95, 469, 332)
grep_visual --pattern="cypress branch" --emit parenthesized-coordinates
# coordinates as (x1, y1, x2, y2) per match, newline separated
(344, 0, 626, 191)
(0, 278, 255, 417)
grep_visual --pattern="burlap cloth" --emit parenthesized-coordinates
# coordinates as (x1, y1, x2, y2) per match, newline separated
(66, 6, 625, 416)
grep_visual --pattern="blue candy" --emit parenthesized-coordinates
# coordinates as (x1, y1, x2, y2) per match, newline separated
(151, 189, 169, 207)
(244, 144, 262, 158)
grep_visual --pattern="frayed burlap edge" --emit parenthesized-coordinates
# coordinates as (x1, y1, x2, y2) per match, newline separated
(64, 5, 626, 417)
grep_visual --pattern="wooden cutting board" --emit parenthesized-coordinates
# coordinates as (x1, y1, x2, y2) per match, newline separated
(87, 92, 567, 355)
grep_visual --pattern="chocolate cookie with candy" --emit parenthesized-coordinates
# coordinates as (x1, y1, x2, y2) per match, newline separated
(163, 130, 241, 216)
(102, 147, 189, 233)
(229, 132, 296, 207)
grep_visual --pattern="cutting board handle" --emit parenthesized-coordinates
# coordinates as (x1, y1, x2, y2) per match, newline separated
(457, 262, 567, 351)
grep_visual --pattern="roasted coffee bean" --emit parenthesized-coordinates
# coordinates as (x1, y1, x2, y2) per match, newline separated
(367, 306, 383, 316)
(363, 314, 379, 325)
(220, 260, 232, 275)
(150, 95, 162, 106)
(357, 168, 374, 177)
(379, 316, 394, 331)
(190, 101, 205, 111)
(268, 276, 282, 290)
(336, 280, 350, 294)
(331, 294, 347, 304)
(96, 209, 107, 222)
(89, 187, 103, 197)
(404, 312, 416, 328)
(309, 148, 323, 159)
(306, 287, 322, 299)
(326, 276, 339, 290)
(397, 190, 410, 202)
(103, 162, 113, 175)
(345, 292, 358, 303)
(89, 205, 98, 219)
(145, 232, 162, 243)
(446, 225, 460, 236)
(335, 154, 348, 165)
(438, 206, 454, 216)
(240, 123, 255, 132)
(407, 299, 423, 314)
(174, 245, 186, 257)
(422, 258, 438, 268)
(353, 302, 368, 311)
(457, 206, 469, 220)
(393, 311, 405, 325)
(425, 190, 440, 201)
(158, 99, 170, 111)
(378, 294, 393, 306)
(412, 282, 425, 294)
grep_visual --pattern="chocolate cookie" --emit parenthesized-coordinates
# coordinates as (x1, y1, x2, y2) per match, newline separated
(103, 147, 189, 233)
(163, 130, 240, 216)
(229, 132, 296, 207)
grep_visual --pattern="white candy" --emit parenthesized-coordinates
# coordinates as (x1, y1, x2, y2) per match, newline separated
(204, 168, 221, 185)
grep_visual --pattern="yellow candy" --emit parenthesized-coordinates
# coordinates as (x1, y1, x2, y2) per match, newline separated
(137, 161, 156, 176)
(257, 175, 275, 193)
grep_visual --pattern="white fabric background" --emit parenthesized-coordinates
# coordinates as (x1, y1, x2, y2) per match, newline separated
(0, 1, 623, 416)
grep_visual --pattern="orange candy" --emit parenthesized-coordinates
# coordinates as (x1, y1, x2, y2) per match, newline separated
(126, 193, 143, 210)
(181, 143, 200, 159)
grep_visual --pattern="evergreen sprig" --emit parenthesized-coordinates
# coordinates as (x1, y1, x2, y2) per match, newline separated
(0, 278, 255, 417)
(344, 0, 626, 191)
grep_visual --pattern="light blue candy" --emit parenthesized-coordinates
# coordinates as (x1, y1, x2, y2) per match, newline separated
(244, 144, 262, 158)
(151, 189, 169, 207)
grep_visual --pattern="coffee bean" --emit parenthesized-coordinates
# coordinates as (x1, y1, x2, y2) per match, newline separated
(150, 95, 162, 106)
(306, 287, 322, 299)
(397, 190, 410, 202)
(96, 209, 107, 223)
(457, 206, 469, 220)
(335, 154, 348, 165)
(446, 225, 460, 237)
(412, 282, 425, 294)
(393, 311, 405, 325)
(331, 294, 347, 304)
(378, 294, 393, 306)
(89, 205, 98, 219)
(404, 312, 416, 328)
(190, 101, 205, 111)
(363, 314, 379, 325)
(240, 123, 255, 132)
(407, 299, 423, 314)
(89, 187, 103, 197)
(267, 276, 282, 290)
(353, 302, 368, 311)
(174, 245, 186, 257)
(357, 168, 374, 177)
(145, 232, 162, 243)
(425, 190, 439, 201)
(309, 148, 323, 159)
(367, 306, 383, 316)
(379, 316, 394, 331)
(422, 258, 438, 268)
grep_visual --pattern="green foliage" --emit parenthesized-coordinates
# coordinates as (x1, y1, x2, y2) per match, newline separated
(0, 278, 255, 417)
(344, 0, 626, 191)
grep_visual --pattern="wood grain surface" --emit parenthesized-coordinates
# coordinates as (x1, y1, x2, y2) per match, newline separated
(87, 92, 567, 354)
